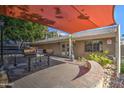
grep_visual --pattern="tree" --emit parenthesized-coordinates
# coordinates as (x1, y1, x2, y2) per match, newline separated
(0, 15, 48, 42)
(47, 32, 59, 38)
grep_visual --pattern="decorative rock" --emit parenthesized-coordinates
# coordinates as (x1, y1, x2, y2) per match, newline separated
(103, 63, 124, 88)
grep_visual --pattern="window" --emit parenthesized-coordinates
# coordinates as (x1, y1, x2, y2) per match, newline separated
(67, 44, 69, 52)
(85, 40, 103, 52)
(62, 44, 65, 51)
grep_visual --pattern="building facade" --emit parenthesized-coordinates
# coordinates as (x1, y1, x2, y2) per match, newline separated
(32, 25, 118, 59)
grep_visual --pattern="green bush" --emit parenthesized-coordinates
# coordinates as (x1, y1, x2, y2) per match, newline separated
(121, 63, 124, 73)
(121, 67, 124, 73)
(103, 50, 109, 55)
(86, 51, 112, 66)
(78, 57, 87, 62)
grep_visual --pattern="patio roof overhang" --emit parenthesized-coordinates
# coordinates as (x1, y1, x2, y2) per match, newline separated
(33, 25, 117, 45)
(0, 5, 115, 34)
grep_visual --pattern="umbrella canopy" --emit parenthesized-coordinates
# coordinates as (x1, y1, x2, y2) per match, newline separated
(0, 5, 115, 33)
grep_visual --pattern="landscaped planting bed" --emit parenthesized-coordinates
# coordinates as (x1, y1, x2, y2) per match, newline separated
(83, 51, 124, 87)
(102, 57, 124, 88)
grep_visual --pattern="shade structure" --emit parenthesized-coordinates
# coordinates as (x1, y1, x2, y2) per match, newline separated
(0, 5, 115, 33)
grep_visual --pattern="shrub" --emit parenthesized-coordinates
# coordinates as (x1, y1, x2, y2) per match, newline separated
(121, 63, 124, 73)
(78, 57, 87, 62)
(103, 50, 109, 55)
(86, 51, 112, 67)
(121, 67, 124, 73)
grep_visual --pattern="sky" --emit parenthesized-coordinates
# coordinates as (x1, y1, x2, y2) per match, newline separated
(48, 5, 124, 37)
(48, 27, 69, 36)
(114, 5, 124, 38)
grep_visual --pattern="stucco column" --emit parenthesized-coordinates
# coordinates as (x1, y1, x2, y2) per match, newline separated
(116, 25, 121, 78)
(69, 34, 74, 61)
(69, 34, 72, 59)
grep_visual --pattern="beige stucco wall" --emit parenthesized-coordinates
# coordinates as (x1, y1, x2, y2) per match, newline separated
(73, 40, 85, 58)
(38, 42, 69, 57)
(74, 38, 115, 58)
(102, 38, 115, 56)
(34, 43, 61, 56)
(33, 37, 116, 59)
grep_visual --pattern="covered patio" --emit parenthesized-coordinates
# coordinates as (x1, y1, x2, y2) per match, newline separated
(0, 5, 121, 88)
(0, 5, 116, 60)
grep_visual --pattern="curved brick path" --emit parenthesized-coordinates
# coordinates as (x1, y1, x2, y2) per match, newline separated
(13, 59, 104, 88)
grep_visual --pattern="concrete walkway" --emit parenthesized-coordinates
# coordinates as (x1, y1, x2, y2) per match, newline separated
(12, 57, 104, 88)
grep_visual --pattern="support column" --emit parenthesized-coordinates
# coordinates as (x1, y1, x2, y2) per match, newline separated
(69, 34, 72, 59)
(69, 34, 74, 61)
(116, 25, 121, 78)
